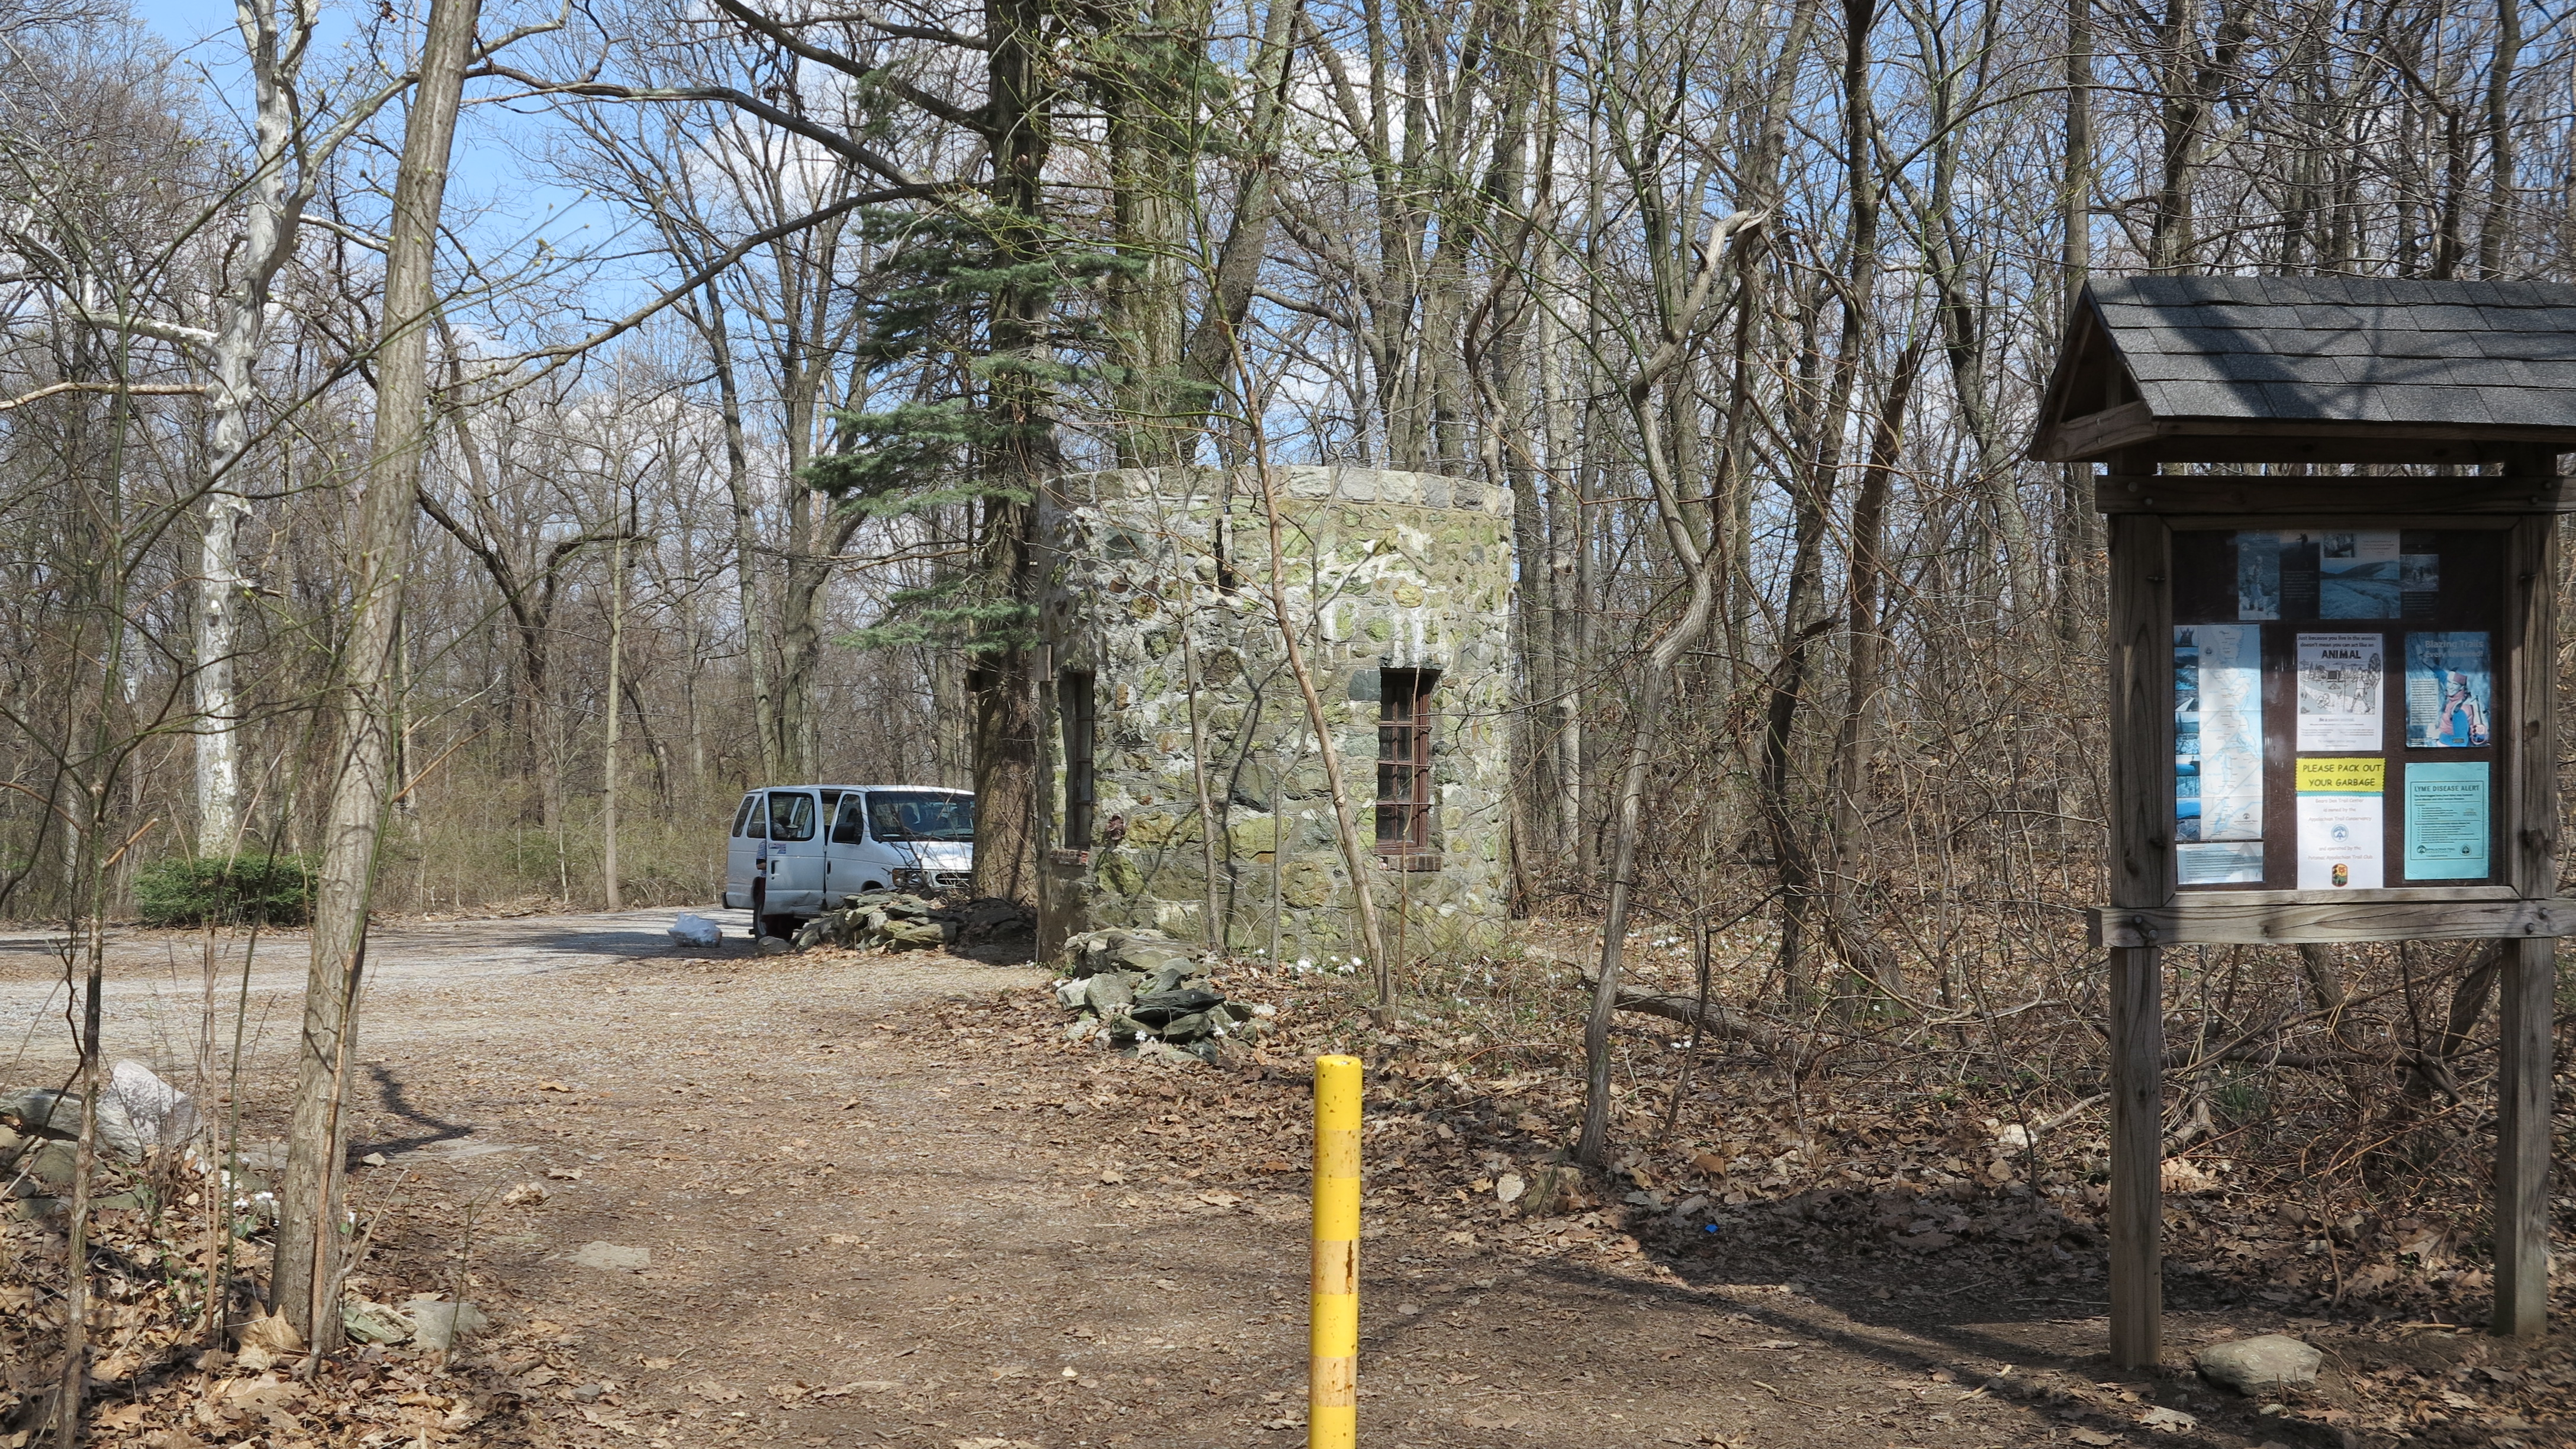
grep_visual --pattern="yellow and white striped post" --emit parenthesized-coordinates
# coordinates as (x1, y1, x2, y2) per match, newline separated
(1310, 1054, 1362, 1449)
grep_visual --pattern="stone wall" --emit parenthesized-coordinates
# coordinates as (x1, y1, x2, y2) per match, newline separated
(1036, 467, 1514, 961)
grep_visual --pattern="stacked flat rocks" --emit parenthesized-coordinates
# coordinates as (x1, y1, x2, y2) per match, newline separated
(793, 892, 952, 952)
(791, 893, 1041, 953)
(1054, 928, 1273, 1062)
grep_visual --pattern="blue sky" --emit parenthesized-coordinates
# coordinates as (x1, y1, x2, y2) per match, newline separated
(127, 0, 642, 315)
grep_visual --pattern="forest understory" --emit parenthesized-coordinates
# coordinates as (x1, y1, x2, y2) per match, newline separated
(2, 903, 2569, 1448)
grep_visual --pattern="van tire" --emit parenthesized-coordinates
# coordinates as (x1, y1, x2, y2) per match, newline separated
(761, 915, 800, 940)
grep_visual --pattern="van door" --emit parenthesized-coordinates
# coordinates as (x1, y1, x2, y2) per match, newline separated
(762, 790, 826, 915)
(824, 794, 894, 904)
(723, 792, 762, 909)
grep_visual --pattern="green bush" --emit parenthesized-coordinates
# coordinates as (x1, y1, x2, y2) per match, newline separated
(134, 854, 317, 927)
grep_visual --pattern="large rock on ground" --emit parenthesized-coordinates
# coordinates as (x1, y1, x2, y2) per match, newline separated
(2194, 1335, 2321, 1394)
(1062, 928, 1201, 980)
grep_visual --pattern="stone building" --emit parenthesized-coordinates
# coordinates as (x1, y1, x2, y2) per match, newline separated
(1035, 466, 1514, 961)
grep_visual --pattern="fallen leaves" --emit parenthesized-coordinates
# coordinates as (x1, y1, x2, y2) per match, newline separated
(687, 1379, 745, 1403)
(501, 1181, 550, 1206)
(2138, 1406, 2197, 1432)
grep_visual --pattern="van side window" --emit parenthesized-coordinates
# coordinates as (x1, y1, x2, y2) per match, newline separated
(1063, 671, 1097, 848)
(768, 791, 817, 842)
(742, 794, 767, 839)
(732, 795, 758, 837)
(831, 794, 865, 845)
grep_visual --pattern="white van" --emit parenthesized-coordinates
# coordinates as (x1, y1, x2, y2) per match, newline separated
(720, 784, 975, 938)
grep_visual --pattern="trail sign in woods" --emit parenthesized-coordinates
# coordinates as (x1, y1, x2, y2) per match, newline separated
(2032, 276, 2576, 1366)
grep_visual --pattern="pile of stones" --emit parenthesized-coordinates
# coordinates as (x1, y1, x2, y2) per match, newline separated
(791, 892, 952, 952)
(1054, 928, 1273, 1063)
(788, 893, 1040, 954)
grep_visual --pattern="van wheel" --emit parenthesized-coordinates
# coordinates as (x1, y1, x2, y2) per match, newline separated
(862, 881, 885, 894)
(761, 914, 800, 940)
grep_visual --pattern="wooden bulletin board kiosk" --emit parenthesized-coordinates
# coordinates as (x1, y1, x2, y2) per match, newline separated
(2032, 276, 2576, 1366)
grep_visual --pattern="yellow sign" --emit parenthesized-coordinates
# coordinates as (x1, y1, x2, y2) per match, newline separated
(2297, 756, 2385, 794)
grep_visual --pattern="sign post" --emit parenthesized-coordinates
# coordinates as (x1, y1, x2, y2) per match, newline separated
(2032, 276, 2576, 1362)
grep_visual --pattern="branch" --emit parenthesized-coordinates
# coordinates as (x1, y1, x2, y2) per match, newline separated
(0, 381, 204, 413)
(707, 0, 994, 131)
(1577, 964, 1792, 1057)
(490, 189, 946, 381)
(64, 299, 217, 352)
(472, 62, 929, 190)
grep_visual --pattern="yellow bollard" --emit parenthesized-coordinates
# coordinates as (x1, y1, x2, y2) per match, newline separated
(1310, 1055, 1362, 1449)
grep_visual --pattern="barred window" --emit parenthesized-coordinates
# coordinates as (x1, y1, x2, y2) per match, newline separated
(1374, 668, 1438, 863)
(1064, 671, 1098, 848)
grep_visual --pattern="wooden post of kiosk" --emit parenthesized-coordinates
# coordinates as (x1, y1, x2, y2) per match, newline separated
(2031, 276, 2576, 1366)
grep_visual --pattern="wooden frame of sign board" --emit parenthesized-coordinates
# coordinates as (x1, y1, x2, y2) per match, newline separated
(2085, 465, 2567, 1365)
(2033, 275, 2576, 1370)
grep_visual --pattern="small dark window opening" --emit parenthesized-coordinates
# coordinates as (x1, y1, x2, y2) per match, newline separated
(1375, 668, 1438, 864)
(1064, 671, 1098, 848)
(742, 794, 767, 839)
(831, 794, 866, 845)
(732, 794, 759, 838)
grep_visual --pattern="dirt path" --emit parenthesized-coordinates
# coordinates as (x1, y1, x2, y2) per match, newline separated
(8, 912, 2556, 1448)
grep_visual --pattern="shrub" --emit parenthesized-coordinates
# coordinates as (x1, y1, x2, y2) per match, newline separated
(133, 854, 317, 927)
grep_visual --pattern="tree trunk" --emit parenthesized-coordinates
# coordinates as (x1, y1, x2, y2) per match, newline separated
(272, 0, 479, 1344)
(697, 281, 781, 781)
(2478, 0, 2519, 275)
(602, 519, 626, 911)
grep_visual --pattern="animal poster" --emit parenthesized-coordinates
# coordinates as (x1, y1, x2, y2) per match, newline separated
(2297, 633, 2384, 751)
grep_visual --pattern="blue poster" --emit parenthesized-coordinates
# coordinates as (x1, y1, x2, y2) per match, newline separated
(2404, 762, 2490, 880)
(2175, 624, 2262, 856)
(2405, 632, 2491, 748)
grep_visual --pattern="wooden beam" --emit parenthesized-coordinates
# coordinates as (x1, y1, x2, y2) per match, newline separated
(2095, 476, 2573, 515)
(2032, 400, 2156, 462)
(2494, 481, 2557, 1340)
(2130, 438, 2539, 466)
(2108, 944, 2163, 1368)
(2103, 507, 2169, 1370)
(2039, 412, 2576, 466)
(2494, 936, 2555, 1338)
(2104, 514, 2173, 910)
(2088, 897, 2576, 947)
(2506, 508, 2557, 899)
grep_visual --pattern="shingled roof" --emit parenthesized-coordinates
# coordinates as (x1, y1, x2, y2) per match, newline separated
(2029, 276, 2576, 464)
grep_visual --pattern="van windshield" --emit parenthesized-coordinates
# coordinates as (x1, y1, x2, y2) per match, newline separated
(867, 791, 975, 842)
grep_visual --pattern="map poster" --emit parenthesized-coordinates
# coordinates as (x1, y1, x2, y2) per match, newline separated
(2404, 631, 2491, 748)
(2193, 624, 2263, 841)
(2320, 530, 2402, 618)
(2297, 632, 2384, 751)
(2296, 757, 2385, 890)
(2404, 762, 2490, 880)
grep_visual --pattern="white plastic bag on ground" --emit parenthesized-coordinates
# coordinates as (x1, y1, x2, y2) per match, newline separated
(668, 913, 723, 948)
